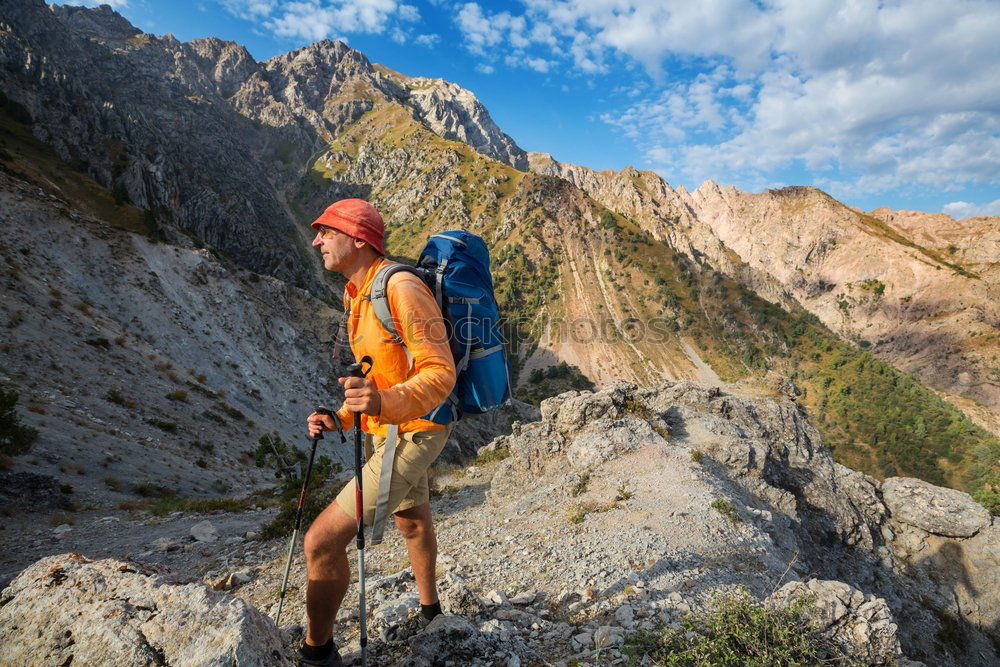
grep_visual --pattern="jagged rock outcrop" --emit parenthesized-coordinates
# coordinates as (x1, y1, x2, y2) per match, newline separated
(882, 476, 992, 538)
(768, 579, 903, 666)
(400, 76, 528, 170)
(481, 381, 999, 665)
(0, 553, 292, 665)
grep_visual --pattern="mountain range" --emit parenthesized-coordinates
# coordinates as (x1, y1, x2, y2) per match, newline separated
(1, 0, 997, 505)
(2, 3, 999, 664)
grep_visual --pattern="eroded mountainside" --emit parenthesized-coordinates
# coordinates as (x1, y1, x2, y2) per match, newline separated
(530, 154, 1000, 427)
(1, 4, 999, 666)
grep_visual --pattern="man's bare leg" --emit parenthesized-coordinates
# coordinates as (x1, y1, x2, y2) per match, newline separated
(303, 501, 358, 646)
(394, 502, 439, 605)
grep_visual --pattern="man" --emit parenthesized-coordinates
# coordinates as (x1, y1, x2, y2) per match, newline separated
(301, 199, 457, 666)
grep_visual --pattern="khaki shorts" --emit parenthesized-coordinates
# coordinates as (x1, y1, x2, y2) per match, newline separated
(335, 426, 451, 526)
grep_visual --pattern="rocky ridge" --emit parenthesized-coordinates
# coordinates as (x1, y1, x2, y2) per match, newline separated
(529, 153, 1000, 423)
(3, 381, 997, 665)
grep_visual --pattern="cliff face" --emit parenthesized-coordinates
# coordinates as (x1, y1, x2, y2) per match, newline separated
(0, 0, 314, 284)
(0, 0, 529, 290)
(529, 155, 1000, 428)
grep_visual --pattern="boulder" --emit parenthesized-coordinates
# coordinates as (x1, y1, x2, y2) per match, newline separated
(768, 579, 902, 666)
(566, 417, 665, 469)
(0, 553, 291, 666)
(190, 519, 219, 543)
(882, 477, 991, 538)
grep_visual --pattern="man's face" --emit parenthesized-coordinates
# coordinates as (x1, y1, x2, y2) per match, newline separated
(311, 226, 357, 272)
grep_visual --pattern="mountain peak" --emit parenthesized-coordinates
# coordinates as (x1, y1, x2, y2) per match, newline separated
(49, 2, 140, 43)
(397, 75, 528, 170)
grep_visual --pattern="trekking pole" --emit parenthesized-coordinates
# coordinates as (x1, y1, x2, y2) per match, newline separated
(274, 406, 341, 627)
(347, 355, 373, 667)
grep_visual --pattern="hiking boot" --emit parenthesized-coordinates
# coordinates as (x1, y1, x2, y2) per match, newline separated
(296, 640, 344, 667)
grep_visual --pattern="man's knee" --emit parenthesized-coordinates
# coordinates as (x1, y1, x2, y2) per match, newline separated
(395, 506, 433, 541)
(304, 506, 354, 562)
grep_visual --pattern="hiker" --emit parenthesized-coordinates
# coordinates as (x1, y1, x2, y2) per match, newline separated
(300, 199, 457, 666)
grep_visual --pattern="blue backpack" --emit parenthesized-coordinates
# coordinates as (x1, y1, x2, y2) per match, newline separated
(367, 230, 512, 424)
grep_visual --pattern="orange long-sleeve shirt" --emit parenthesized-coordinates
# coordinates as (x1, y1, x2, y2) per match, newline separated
(335, 257, 456, 437)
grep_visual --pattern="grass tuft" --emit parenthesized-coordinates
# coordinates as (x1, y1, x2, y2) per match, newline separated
(472, 445, 511, 465)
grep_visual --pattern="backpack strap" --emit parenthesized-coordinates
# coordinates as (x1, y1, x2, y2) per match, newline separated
(369, 263, 423, 345)
(370, 423, 397, 545)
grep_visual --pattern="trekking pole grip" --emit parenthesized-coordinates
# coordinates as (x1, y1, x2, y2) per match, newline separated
(346, 355, 373, 381)
(312, 406, 330, 441)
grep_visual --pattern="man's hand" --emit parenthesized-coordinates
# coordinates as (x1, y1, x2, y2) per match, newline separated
(339, 376, 382, 416)
(307, 411, 336, 438)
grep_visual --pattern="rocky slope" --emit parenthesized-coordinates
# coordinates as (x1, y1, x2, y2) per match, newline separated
(0, 135, 528, 586)
(529, 154, 1000, 426)
(3, 382, 997, 665)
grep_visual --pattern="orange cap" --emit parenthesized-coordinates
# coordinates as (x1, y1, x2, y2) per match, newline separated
(311, 199, 385, 255)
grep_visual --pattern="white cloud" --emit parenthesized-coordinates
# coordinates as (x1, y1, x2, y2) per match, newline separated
(942, 199, 1000, 218)
(466, 0, 1000, 197)
(456, 3, 531, 56)
(398, 4, 420, 22)
(475, 63, 495, 74)
(503, 52, 554, 73)
(220, 0, 420, 42)
(218, 0, 275, 19)
(390, 27, 408, 44)
(415, 33, 439, 47)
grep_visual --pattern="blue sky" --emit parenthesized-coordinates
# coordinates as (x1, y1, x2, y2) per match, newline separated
(76, 0, 999, 217)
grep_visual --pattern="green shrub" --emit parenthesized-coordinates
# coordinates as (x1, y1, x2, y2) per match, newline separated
(147, 418, 177, 433)
(973, 488, 1000, 516)
(85, 337, 111, 350)
(218, 403, 246, 421)
(132, 481, 173, 498)
(691, 450, 704, 464)
(256, 432, 341, 539)
(103, 476, 124, 491)
(121, 492, 253, 516)
(0, 385, 39, 456)
(623, 588, 851, 666)
(104, 388, 137, 409)
(710, 498, 740, 523)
